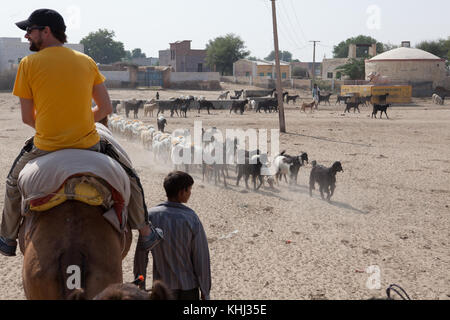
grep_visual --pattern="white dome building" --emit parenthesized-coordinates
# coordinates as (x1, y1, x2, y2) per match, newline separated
(365, 46, 447, 95)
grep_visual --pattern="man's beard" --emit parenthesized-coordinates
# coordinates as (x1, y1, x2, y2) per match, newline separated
(29, 37, 43, 52)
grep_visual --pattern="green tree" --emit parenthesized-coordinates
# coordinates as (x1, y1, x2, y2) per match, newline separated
(265, 50, 293, 62)
(333, 35, 384, 58)
(292, 66, 309, 78)
(416, 38, 450, 60)
(247, 56, 259, 61)
(335, 58, 366, 80)
(205, 34, 250, 75)
(80, 29, 126, 64)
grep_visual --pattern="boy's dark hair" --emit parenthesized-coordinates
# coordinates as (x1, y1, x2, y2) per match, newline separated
(164, 171, 194, 198)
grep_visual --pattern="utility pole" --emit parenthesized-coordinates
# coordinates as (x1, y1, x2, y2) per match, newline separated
(310, 40, 320, 88)
(271, 0, 286, 133)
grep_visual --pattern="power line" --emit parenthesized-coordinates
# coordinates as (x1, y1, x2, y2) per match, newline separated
(288, 0, 309, 44)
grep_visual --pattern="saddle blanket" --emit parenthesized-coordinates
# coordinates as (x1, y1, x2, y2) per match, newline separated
(18, 148, 131, 232)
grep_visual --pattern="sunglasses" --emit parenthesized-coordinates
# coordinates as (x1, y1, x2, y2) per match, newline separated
(26, 26, 46, 34)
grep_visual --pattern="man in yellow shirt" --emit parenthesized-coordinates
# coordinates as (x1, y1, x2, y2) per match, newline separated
(0, 9, 161, 256)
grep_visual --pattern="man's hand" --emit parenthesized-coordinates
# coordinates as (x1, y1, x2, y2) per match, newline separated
(19, 98, 36, 129)
(92, 83, 113, 122)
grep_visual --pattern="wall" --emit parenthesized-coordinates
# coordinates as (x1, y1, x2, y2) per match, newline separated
(365, 60, 447, 88)
(0, 37, 83, 72)
(234, 60, 254, 77)
(170, 72, 220, 82)
(102, 71, 129, 82)
(159, 50, 171, 67)
(321, 58, 349, 79)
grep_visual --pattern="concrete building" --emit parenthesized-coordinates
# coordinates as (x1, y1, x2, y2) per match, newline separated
(0, 37, 84, 73)
(158, 40, 210, 72)
(233, 59, 291, 79)
(322, 43, 377, 79)
(290, 61, 322, 78)
(130, 57, 159, 66)
(365, 43, 447, 90)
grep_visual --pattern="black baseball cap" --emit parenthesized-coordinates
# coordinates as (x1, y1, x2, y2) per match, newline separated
(16, 9, 66, 32)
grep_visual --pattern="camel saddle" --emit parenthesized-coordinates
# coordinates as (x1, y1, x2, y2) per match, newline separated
(17, 148, 131, 233)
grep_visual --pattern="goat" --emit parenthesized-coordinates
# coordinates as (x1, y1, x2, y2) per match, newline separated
(372, 104, 391, 119)
(111, 100, 121, 114)
(286, 95, 300, 105)
(236, 153, 264, 190)
(318, 93, 332, 105)
(309, 161, 343, 202)
(157, 116, 167, 132)
(301, 101, 317, 113)
(256, 99, 277, 113)
(230, 99, 249, 115)
(281, 151, 308, 185)
(234, 90, 244, 99)
(335, 95, 349, 105)
(218, 91, 230, 100)
(249, 100, 257, 110)
(374, 93, 389, 105)
(124, 99, 145, 119)
(344, 100, 362, 113)
(198, 100, 215, 114)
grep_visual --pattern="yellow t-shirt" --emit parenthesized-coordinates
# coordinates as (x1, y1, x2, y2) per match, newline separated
(13, 46, 105, 151)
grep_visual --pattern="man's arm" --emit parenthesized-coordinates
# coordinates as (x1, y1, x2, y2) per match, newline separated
(20, 98, 35, 129)
(92, 83, 113, 122)
(192, 219, 211, 300)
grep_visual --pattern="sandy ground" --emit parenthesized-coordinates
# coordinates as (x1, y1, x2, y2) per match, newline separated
(0, 83, 449, 300)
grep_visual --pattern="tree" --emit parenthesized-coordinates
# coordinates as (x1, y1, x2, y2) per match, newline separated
(124, 48, 147, 61)
(335, 58, 366, 80)
(265, 50, 293, 62)
(333, 35, 384, 58)
(80, 29, 126, 64)
(416, 38, 450, 61)
(292, 66, 309, 78)
(247, 56, 259, 61)
(205, 34, 250, 75)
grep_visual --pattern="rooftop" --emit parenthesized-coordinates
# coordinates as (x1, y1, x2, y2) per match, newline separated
(368, 47, 444, 61)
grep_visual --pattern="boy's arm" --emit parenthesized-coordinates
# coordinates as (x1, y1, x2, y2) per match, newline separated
(191, 219, 211, 300)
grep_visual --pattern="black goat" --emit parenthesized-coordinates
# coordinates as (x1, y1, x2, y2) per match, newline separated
(236, 153, 264, 190)
(256, 99, 278, 113)
(179, 97, 195, 118)
(309, 161, 343, 202)
(286, 95, 300, 104)
(125, 100, 145, 119)
(372, 104, 391, 119)
(336, 95, 349, 105)
(344, 100, 362, 113)
(318, 93, 332, 105)
(198, 100, 215, 114)
(157, 116, 167, 132)
(111, 100, 121, 114)
(230, 99, 249, 115)
(278, 151, 309, 185)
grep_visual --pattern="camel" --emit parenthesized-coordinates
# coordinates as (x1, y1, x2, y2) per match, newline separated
(18, 200, 132, 300)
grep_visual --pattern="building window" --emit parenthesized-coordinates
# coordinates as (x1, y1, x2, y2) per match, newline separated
(260, 72, 265, 77)
(267, 73, 272, 78)
(327, 72, 333, 79)
(171, 50, 175, 60)
(336, 72, 342, 80)
(282, 73, 287, 79)
(245, 72, 250, 77)
(198, 63, 203, 72)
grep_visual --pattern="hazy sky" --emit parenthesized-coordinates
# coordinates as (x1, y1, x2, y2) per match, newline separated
(1, 0, 449, 62)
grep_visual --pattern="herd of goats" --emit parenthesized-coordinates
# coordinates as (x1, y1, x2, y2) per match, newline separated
(107, 112, 343, 202)
(109, 86, 414, 121)
(104, 85, 449, 200)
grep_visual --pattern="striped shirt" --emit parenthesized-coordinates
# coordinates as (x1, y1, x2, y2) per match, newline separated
(148, 202, 211, 300)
